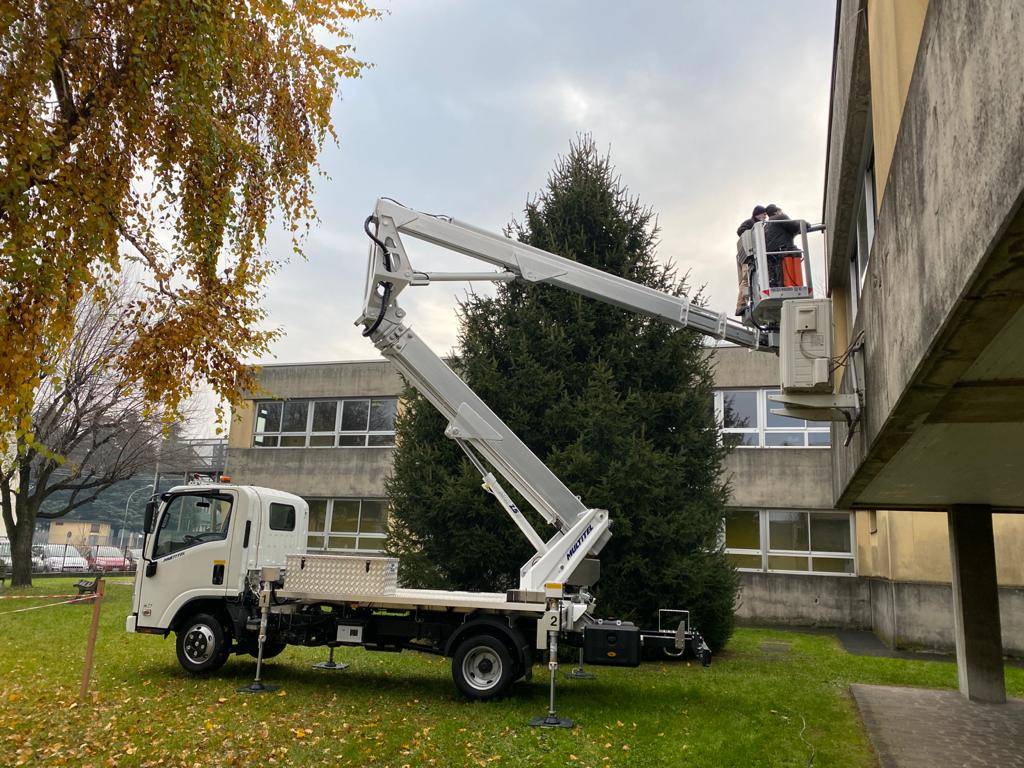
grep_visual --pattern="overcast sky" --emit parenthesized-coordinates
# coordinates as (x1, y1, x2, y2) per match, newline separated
(257, 1, 837, 367)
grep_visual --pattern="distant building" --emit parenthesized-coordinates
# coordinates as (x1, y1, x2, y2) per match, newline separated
(49, 520, 112, 549)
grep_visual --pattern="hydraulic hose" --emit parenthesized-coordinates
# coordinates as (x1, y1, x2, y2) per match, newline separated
(362, 215, 394, 338)
(364, 215, 392, 271)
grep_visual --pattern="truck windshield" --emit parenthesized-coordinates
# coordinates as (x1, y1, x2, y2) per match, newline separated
(153, 493, 233, 558)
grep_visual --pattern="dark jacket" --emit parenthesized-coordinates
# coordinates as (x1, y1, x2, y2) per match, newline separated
(736, 218, 755, 237)
(764, 212, 801, 255)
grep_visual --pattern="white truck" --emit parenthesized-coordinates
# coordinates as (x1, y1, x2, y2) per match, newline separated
(128, 199, 832, 719)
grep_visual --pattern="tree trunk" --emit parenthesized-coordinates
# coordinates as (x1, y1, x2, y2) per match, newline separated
(9, 504, 36, 587)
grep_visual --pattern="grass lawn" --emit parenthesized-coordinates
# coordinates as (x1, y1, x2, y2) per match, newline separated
(1, 579, 1021, 767)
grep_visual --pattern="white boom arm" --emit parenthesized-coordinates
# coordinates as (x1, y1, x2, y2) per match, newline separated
(357, 199, 772, 594)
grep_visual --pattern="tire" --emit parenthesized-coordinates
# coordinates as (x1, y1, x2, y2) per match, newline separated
(241, 635, 287, 660)
(451, 634, 514, 701)
(176, 613, 230, 674)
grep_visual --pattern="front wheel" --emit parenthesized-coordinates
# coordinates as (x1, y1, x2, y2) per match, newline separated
(176, 613, 230, 674)
(240, 635, 287, 660)
(451, 634, 514, 701)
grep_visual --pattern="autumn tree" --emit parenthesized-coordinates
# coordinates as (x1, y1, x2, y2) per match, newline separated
(0, 282, 198, 586)
(0, 0, 377, 457)
(387, 138, 739, 649)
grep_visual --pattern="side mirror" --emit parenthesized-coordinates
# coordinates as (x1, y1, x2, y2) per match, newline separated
(143, 500, 157, 534)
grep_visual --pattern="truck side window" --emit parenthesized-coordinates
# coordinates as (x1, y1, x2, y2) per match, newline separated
(268, 503, 296, 532)
(153, 493, 233, 558)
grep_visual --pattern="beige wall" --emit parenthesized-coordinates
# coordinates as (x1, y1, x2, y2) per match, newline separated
(228, 401, 254, 450)
(856, 509, 1024, 587)
(49, 520, 112, 548)
(866, 0, 930, 204)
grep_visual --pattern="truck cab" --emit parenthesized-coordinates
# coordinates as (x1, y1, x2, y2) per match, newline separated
(128, 484, 307, 638)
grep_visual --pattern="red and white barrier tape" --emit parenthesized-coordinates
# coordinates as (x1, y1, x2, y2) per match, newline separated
(0, 595, 95, 616)
(0, 593, 85, 600)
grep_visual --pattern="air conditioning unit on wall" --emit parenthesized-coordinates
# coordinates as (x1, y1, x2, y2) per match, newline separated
(780, 298, 833, 392)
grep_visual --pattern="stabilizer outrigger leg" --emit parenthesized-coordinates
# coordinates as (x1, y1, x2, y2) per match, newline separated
(529, 629, 574, 729)
(566, 647, 596, 680)
(238, 576, 280, 694)
(312, 643, 349, 671)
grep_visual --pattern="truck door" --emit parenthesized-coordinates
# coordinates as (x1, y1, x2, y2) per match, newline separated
(135, 490, 238, 631)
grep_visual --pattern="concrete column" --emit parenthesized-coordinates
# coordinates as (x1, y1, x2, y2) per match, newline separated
(947, 506, 1005, 704)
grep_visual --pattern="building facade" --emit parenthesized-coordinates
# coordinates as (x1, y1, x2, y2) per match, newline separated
(225, 360, 402, 555)
(715, 346, 1024, 657)
(822, 0, 1024, 701)
(225, 350, 1024, 663)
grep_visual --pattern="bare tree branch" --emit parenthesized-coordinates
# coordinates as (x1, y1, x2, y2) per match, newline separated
(6, 276, 195, 585)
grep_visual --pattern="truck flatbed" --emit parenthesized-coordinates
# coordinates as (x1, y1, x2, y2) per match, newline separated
(276, 586, 546, 615)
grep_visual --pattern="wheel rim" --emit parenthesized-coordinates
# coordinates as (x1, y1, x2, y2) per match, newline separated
(462, 646, 503, 691)
(663, 646, 685, 658)
(183, 623, 216, 664)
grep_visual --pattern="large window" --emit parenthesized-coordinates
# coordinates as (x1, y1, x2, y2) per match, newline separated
(253, 398, 397, 448)
(724, 509, 855, 575)
(153, 493, 233, 558)
(305, 498, 388, 553)
(714, 389, 830, 448)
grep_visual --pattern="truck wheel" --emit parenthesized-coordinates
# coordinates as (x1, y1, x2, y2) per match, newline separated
(176, 613, 230, 674)
(452, 634, 514, 701)
(240, 636, 287, 660)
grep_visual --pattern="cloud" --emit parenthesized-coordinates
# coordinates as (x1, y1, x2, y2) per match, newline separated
(257, 0, 837, 364)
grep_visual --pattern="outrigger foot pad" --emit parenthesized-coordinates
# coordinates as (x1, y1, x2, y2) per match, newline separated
(528, 715, 574, 729)
(312, 661, 349, 670)
(566, 668, 596, 680)
(236, 681, 279, 694)
(313, 645, 348, 671)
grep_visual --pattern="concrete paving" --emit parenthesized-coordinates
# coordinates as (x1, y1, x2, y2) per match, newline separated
(851, 684, 1024, 768)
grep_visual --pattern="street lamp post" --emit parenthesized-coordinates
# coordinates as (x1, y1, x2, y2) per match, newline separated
(62, 531, 72, 572)
(121, 485, 155, 562)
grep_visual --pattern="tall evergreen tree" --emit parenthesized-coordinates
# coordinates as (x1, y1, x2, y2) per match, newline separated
(386, 136, 738, 649)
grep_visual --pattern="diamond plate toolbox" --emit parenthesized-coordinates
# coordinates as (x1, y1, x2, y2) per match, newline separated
(283, 553, 399, 596)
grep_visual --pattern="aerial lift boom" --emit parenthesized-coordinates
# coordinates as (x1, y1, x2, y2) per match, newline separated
(357, 199, 780, 595)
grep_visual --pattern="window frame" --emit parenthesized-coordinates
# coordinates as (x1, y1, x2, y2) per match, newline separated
(304, 497, 389, 554)
(714, 389, 831, 448)
(252, 397, 398, 449)
(268, 503, 296, 532)
(152, 492, 234, 559)
(723, 509, 856, 577)
(849, 112, 877, 325)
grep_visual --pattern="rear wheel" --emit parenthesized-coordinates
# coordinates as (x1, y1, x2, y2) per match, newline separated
(452, 634, 514, 701)
(176, 613, 230, 674)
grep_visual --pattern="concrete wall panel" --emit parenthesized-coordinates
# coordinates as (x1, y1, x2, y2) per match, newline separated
(249, 360, 403, 401)
(824, 0, 872, 291)
(885, 581, 1024, 657)
(735, 571, 871, 628)
(724, 449, 834, 510)
(742, 572, 1024, 657)
(226, 447, 393, 499)
(710, 346, 778, 389)
(869, 578, 897, 646)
